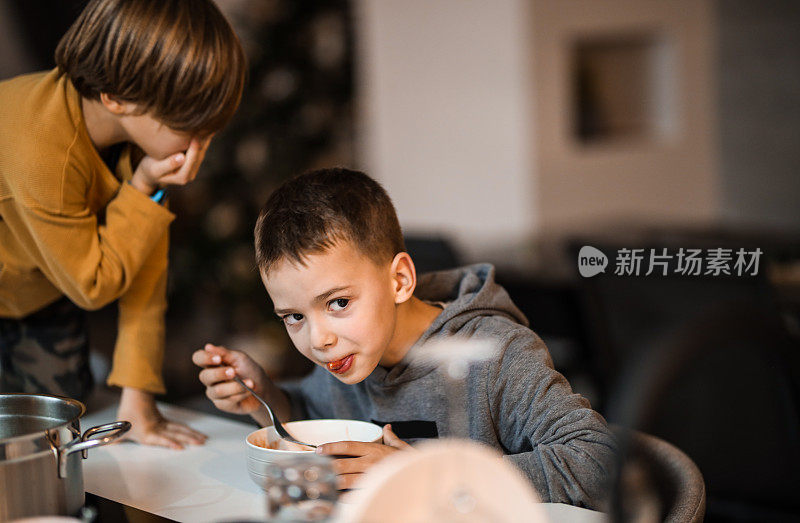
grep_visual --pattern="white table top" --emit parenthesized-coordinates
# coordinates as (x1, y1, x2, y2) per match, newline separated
(82, 403, 608, 523)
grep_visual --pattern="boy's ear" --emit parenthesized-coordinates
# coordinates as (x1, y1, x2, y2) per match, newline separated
(99, 93, 136, 116)
(390, 252, 417, 305)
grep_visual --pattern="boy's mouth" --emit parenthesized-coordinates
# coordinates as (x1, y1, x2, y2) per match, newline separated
(326, 354, 354, 374)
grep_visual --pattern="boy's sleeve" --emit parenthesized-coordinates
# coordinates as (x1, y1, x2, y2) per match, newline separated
(487, 329, 617, 510)
(105, 227, 169, 394)
(13, 170, 174, 311)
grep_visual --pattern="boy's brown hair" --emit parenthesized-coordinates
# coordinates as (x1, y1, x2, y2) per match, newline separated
(255, 168, 406, 274)
(55, 0, 246, 135)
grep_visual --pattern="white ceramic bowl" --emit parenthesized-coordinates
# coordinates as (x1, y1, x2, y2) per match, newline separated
(245, 419, 383, 490)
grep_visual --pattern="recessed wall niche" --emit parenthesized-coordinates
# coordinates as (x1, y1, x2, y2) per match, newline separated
(572, 33, 676, 145)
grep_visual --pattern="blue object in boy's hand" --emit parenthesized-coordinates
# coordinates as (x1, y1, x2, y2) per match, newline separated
(150, 189, 167, 204)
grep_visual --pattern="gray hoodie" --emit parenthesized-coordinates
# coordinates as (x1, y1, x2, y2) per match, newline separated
(281, 263, 616, 509)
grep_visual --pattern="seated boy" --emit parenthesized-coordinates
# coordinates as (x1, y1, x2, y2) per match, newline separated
(194, 168, 616, 508)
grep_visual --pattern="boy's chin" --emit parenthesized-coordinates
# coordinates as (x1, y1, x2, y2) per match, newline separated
(332, 370, 368, 385)
(333, 374, 362, 385)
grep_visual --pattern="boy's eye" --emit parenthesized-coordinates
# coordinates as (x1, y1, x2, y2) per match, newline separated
(282, 313, 304, 326)
(329, 298, 349, 311)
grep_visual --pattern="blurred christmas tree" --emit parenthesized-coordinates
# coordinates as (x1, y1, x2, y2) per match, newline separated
(168, 0, 355, 342)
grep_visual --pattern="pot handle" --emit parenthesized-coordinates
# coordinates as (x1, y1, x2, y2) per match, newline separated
(58, 421, 131, 479)
(80, 422, 131, 459)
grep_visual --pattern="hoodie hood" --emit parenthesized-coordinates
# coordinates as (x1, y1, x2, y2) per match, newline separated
(415, 263, 528, 331)
(369, 263, 528, 385)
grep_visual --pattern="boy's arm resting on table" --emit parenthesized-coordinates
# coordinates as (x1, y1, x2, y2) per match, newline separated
(12, 172, 174, 309)
(489, 329, 616, 510)
(108, 229, 207, 448)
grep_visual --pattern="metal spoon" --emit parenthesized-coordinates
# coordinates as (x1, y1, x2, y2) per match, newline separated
(232, 375, 317, 449)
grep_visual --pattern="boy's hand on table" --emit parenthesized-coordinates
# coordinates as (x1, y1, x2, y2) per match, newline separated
(117, 387, 207, 450)
(317, 424, 413, 490)
(192, 343, 269, 416)
(130, 136, 212, 194)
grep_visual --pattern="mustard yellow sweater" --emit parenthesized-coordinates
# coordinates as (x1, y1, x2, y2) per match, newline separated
(0, 69, 175, 394)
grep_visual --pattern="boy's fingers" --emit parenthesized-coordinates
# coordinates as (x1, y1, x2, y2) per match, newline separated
(150, 153, 185, 177)
(198, 137, 212, 157)
(337, 473, 362, 490)
(189, 136, 214, 179)
(198, 366, 234, 386)
(382, 424, 411, 449)
(317, 441, 373, 457)
(204, 343, 229, 355)
(155, 171, 191, 186)
(200, 345, 255, 378)
(164, 426, 203, 446)
(174, 139, 203, 181)
(174, 425, 207, 443)
(150, 152, 195, 185)
(189, 145, 209, 182)
(204, 343, 233, 364)
(195, 136, 213, 160)
(208, 344, 253, 371)
(331, 456, 370, 475)
(218, 392, 251, 409)
(191, 349, 206, 367)
(207, 380, 244, 400)
(212, 393, 251, 414)
(167, 431, 202, 447)
(192, 349, 222, 368)
(184, 138, 202, 164)
(142, 432, 183, 451)
(228, 391, 251, 404)
(165, 422, 207, 444)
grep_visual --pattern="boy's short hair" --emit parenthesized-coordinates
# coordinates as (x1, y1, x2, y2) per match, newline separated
(255, 168, 406, 274)
(55, 0, 246, 135)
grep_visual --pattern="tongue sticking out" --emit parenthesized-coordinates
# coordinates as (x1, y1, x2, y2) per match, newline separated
(327, 358, 346, 371)
(327, 355, 353, 373)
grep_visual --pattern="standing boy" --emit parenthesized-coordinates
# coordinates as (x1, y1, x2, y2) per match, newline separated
(0, 0, 246, 449)
(194, 168, 615, 508)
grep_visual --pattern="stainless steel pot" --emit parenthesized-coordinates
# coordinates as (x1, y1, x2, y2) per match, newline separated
(0, 393, 130, 521)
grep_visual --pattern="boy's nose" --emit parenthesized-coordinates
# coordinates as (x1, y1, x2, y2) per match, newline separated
(309, 323, 336, 350)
